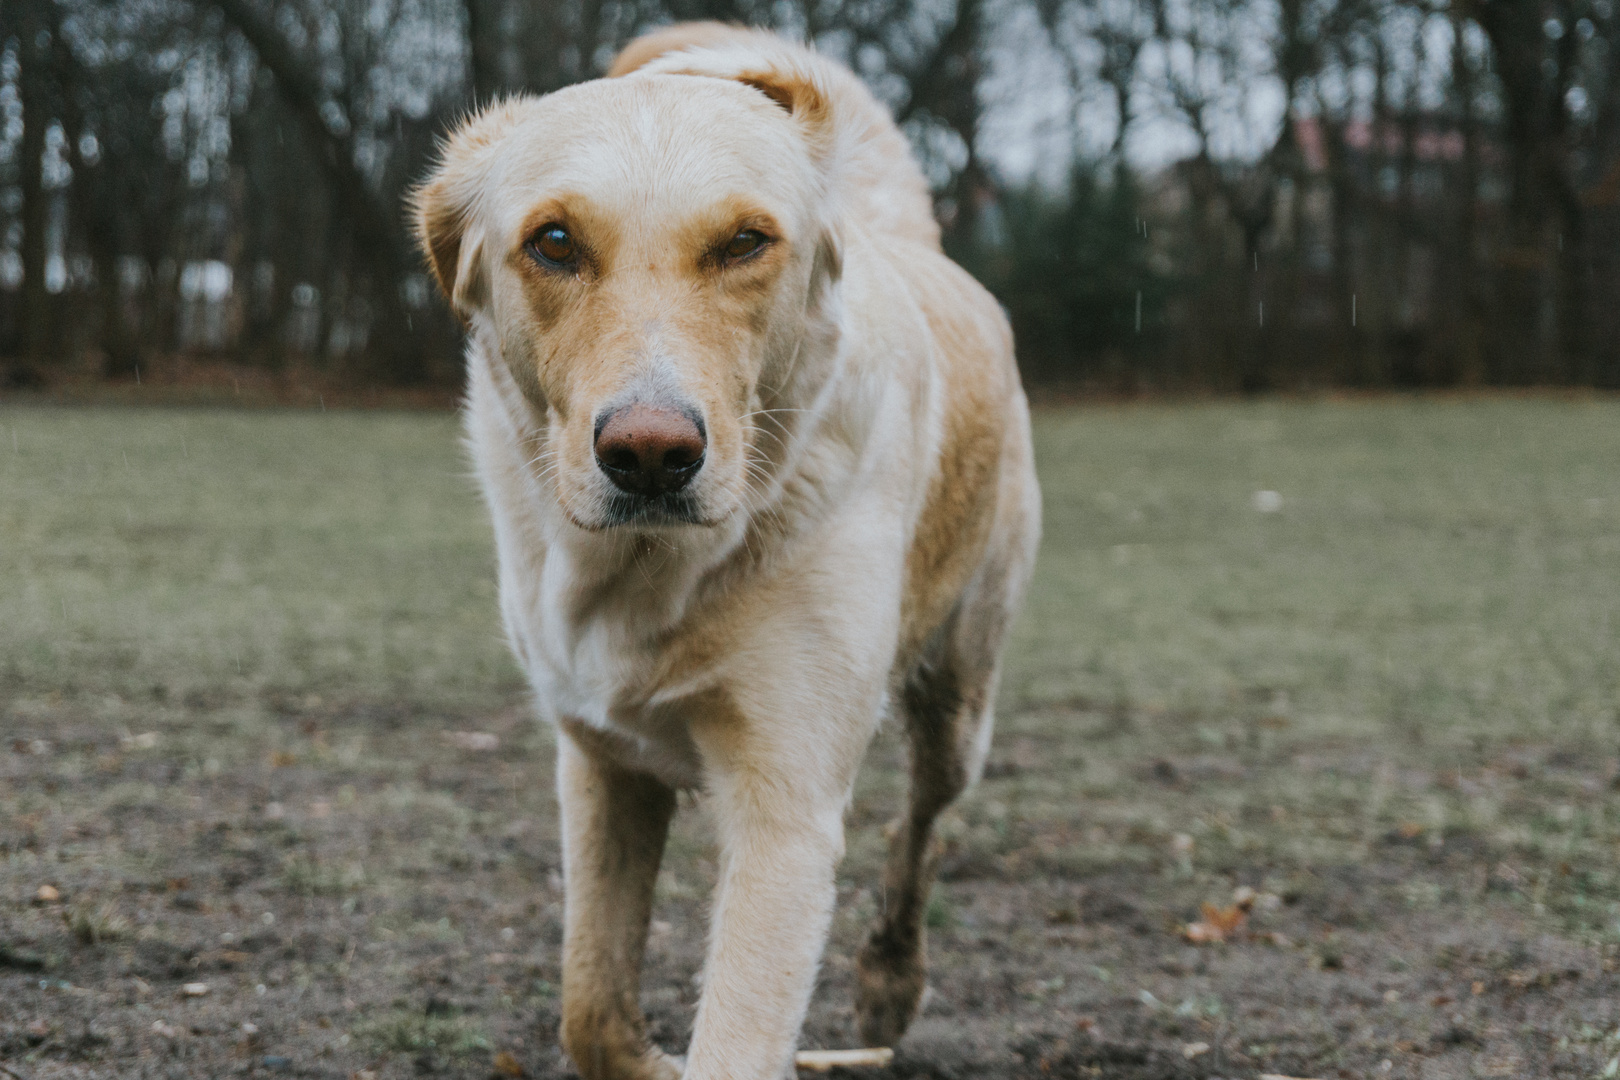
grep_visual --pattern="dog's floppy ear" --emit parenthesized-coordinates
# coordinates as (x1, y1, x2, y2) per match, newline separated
(411, 102, 522, 316)
(411, 174, 484, 316)
(611, 24, 833, 150)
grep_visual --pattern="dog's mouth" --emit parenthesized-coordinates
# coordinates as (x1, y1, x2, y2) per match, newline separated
(579, 488, 714, 531)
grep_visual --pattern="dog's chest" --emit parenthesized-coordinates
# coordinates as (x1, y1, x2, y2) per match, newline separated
(515, 558, 712, 788)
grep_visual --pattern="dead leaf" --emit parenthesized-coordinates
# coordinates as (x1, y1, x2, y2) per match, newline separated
(1183, 901, 1247, 943)
(270, 751, 298, 768)
(1182, 920, 1224, 944)
(491, 1050, 526, 1077)
(1396, 822, 1424, 839)
(1204, 899, 1244, 930)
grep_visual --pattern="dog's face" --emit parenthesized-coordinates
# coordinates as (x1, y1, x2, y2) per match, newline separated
(415, 73, 840, 531)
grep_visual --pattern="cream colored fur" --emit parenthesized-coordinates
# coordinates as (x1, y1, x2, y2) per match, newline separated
(413, 22, 1040, 1080)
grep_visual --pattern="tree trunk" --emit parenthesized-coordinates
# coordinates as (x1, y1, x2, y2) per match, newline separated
(1450, 13, 1484, 385)
(17, 0, 54, 373)
(898, 0, 988, 250)
(465, 0, 502, 103)
(208, 0, 430, 382)
(1473, 0, 1570, 383)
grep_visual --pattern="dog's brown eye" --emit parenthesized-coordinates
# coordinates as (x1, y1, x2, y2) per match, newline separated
(529, 225, 576, 267)
(723, 230, 768, 261)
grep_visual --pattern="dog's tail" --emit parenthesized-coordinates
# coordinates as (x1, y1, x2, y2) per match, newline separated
(609, 22, 941, 250)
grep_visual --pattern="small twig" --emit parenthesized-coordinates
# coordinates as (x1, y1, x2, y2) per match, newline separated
(795, 1047, 894, 1071)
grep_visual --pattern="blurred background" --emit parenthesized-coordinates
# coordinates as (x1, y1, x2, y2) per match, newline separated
(0, 0, 1617, 394)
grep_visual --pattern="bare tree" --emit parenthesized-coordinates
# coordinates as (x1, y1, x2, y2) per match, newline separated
(15, 0, 57, 375)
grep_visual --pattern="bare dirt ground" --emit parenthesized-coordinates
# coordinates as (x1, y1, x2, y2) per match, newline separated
(3, 695, 1617, 1080)
(4, 400, 1619, 1079)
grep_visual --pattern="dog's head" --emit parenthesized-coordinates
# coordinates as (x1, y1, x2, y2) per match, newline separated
(414, 46, 843, 532)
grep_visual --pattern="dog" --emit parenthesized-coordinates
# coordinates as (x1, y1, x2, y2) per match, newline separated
(412, 23, 1040, 1079)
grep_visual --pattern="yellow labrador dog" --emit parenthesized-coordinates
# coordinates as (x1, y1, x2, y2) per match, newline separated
(412, 23, 1039, 1080)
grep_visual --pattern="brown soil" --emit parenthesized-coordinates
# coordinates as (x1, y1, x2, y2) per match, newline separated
(3, 695, 1615, 1080)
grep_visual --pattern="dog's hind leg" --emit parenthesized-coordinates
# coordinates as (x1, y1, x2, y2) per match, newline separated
(557, 731, 682, 1080)
(853, 641, 979, 1048)
(854, 474, 1036, 1046)
(855, 569, 1026, 1045)
(855, 394, 1039, 1048)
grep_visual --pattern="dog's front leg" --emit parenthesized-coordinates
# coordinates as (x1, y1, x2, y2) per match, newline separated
(682, 707, 867, 1080)
(557, 731, 682, 1080)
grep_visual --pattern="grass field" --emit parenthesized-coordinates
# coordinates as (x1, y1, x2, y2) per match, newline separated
(2, 398, 1619, 1079)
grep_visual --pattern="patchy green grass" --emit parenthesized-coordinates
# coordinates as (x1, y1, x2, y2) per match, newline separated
(354, 1009, 493, 1057)
(0, 406, 521, 710)
(2, 398, 1619, 1079)
(1011, 397, 1620, 744)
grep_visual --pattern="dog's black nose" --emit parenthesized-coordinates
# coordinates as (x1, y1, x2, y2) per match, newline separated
(594, 403, 706, 497)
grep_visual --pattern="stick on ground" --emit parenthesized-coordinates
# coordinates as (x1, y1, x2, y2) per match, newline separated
(795, 1048, 895, 1071)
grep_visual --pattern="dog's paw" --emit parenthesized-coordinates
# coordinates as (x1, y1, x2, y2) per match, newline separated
(617, 1048, 680, 1080)
(853, 939, 927, 1047)
(563, 1031, 684, 1080)
(645, 1048, 684, 1080)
